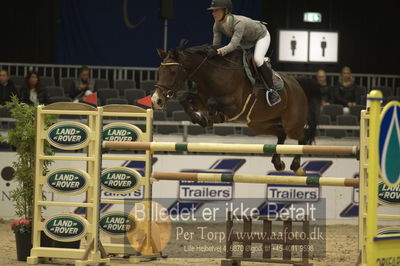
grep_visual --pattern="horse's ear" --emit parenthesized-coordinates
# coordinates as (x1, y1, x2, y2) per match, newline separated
(178, 38, 189, 49)
(157, 48, 167, 59)
(170, 48, 180, 59)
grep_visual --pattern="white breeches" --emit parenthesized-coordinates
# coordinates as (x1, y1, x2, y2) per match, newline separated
(254, 29, 271, 67)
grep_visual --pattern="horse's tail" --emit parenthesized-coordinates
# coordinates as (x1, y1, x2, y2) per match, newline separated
(295, 77, 321, 144)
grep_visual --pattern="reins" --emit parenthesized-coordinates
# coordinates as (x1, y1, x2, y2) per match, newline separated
(206, 56, 244, 70)
(187, 56, 208, 80)
(156, 50, 245, 98)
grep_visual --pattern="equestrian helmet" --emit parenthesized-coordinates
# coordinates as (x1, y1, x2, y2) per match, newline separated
(207, 0, 232, 11)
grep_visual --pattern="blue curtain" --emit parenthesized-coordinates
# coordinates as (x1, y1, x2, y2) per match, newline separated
(56, 0, 263, 67)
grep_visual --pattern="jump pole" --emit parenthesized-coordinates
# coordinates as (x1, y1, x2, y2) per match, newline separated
(152, 172, 360, 187)
(103, 141, 358, 156)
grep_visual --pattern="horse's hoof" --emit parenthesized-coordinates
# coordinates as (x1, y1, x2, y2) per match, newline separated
(191, 112, 208, 128)
(294, 167, 306, 176)
(274, 161, 285, 171)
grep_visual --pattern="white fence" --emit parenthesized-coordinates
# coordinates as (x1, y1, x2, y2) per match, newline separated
(1, 62, 400, 92)
(0, 62, 158, 89)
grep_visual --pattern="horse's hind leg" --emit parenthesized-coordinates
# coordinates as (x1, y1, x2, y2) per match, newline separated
(272, 130, 287, 171)
(280, 95, 309, 175)
(290, 137, 308, 176)
(248, 124, 287, 171)
(282, 124, 309, 176)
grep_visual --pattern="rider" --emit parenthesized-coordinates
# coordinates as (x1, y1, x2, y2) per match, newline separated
(207, 0, 281, 106)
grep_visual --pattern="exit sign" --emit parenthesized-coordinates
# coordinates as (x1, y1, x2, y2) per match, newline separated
(304, 12, 322, 23)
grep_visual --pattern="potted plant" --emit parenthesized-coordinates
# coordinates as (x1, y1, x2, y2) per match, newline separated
(9, 218, 32, 261)
(1, 95, 56, 261)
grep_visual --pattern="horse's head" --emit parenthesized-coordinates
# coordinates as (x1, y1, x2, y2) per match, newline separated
(152, 48, 187, 109)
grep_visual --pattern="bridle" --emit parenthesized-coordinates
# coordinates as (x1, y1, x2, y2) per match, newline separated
(155, 57, 208, 99)
(155, 62, 185, 99)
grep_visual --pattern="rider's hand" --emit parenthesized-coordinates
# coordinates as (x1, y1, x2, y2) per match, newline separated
(207, 48, 218, 58)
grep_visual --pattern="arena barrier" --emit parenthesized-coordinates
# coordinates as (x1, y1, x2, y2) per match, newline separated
(29, 90, 400, 265)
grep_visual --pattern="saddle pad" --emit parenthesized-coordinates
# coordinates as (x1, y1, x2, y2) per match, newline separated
(242, 51, 256, 86)
(272, 70, 284, 91)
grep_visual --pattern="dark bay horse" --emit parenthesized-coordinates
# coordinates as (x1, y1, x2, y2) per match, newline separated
(151, 45, 321, 175)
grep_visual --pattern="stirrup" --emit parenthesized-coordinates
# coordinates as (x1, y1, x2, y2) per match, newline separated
(265, 89, 281, 106)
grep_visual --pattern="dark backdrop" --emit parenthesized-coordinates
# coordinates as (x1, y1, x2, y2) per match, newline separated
(54, 0, 263, 67)
(264, 0, 399, 74)
(1, 0, 399, 74)
(1, 0, 58, 64)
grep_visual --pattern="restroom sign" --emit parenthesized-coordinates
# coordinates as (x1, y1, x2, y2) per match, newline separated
(278, 30, 309, 62)
(278, 30, 339, 63)
(309, 31, 338, 62)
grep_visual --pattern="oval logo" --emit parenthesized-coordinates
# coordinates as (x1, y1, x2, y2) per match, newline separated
(99, 212, 136, 236)
(46, 168, 89, 195)
(44, 214, 87, 242)
(101, 167, 142, 193)
(47, 122, 90, 150)
(102, 123, 141, 142)
(378, 181, 400, 206)
(379, 102, 400, 186)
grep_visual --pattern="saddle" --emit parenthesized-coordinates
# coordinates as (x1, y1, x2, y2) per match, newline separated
(243, 50, 284, 91)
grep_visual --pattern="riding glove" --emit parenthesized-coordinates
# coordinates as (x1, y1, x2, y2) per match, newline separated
(207, 48, 218, 58)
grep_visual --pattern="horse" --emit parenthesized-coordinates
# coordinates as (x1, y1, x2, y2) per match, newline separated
(151, 45, 321, 175)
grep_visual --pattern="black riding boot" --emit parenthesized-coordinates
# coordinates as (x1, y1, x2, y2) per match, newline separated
(257, 62, 281, 106)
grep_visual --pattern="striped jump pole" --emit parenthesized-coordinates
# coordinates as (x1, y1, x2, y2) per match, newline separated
(152, 172, 360, 187)
(103, 141, 358, 156)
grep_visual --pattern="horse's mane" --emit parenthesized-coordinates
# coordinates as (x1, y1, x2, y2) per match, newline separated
(166, 45, 209, 61)
(180, 44, 243, 60)
(184, 44, 214, 55)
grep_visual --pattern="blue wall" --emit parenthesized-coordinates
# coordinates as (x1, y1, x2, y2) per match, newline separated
(3, 0, 399, 74)
(56, 0, 263, 67)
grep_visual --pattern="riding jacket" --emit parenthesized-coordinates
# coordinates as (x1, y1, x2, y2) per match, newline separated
(212, 14, 267, 56)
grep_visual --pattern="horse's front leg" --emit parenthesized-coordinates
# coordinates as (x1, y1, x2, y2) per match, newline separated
(176, 91, 211, 128)
(206, 98, 226, 124)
